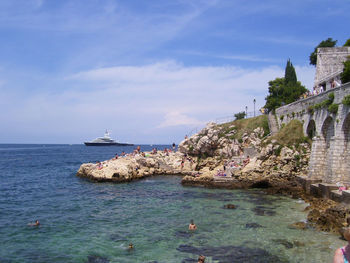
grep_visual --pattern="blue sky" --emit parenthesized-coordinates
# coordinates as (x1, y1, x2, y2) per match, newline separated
(0, 0, 349, 144)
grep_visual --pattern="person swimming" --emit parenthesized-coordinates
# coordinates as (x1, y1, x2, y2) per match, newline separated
(198, 255, 206, 263)
(28, 220, 40, 226)
(189, 219, 197, 231)
(128, 243, 134, 250)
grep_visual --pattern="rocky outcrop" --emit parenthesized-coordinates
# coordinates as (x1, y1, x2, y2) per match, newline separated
(76, 152, 196, 182)
(179, 122, 264, 158)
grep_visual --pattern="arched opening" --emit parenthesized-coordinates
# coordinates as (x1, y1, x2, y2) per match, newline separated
(342, 113, 350, 142)
(306, 120, 316, 139)
(341, 113, 350, 182)
(321, 116, 335, 147)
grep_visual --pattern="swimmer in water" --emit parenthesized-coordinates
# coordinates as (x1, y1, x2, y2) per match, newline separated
(128, 243, 134, 250)
(189, 219, 197, 231)
(28, 220, 40, 226)
(198, 255, 206, 263)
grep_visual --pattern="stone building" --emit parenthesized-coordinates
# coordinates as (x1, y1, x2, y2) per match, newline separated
(314, 47, 350, 91)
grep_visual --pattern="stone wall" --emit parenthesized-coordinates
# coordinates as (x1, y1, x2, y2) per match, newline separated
(314, 47, 350, 89)
(275, 82, 350, 184)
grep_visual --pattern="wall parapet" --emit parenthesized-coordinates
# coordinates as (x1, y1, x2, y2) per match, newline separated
(275, 82, 350, 130)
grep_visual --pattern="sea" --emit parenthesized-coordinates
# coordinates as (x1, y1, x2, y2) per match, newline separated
(0, 144, 346, 263)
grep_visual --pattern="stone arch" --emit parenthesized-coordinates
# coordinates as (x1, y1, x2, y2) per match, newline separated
(321, 116, 335, 147)
(340, 113, 350, 183)
(342, 113, 350, 142)
(306, 120, 316, 139)
(320, 116, 335, 182)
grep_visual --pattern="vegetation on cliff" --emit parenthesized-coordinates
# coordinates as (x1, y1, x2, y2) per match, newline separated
(341, 59, 350, 84)
(270, 120, 310, 148)
(218, 115, 269, 140)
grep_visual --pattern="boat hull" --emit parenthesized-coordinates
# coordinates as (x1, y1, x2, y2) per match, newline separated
(84, 142, 134, 146)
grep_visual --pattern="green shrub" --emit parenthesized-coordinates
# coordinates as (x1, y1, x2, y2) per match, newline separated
(328, 103, 339, 114)
(280, 115, 284, 121)
(328, 92, 335, 103)
(308, 106, 314, 114)
(342, 94, 350, 106)
(274, 145, 283, 156)
(294, 154, 300, 161)
(234, 111, 246, 120)
(341, 60, 350, 84)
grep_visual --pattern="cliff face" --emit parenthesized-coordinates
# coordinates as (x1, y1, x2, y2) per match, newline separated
(178, 122, 264, 158)
(180, 119, 311, 187)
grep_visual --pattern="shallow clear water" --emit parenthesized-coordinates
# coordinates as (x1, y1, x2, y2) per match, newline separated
(0, 144, 345, 262)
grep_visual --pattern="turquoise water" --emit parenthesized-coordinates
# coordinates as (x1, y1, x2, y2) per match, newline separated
(0, 144, 345, 262)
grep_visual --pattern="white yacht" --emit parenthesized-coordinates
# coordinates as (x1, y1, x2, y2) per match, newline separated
(84, 131, 133, 146)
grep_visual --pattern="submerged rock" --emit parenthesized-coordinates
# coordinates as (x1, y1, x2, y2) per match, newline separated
(245, 223, 263, 229)
(177, 244, 286, 262)
(272, 239, 294, 249)
(252, 206, 276, 216)
(289, 222, 307, 230)
(223, 204, 236, 209)
(87, 255, 109, 263)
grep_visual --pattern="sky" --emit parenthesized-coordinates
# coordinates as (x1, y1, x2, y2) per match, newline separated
(0, 0, 349, 144)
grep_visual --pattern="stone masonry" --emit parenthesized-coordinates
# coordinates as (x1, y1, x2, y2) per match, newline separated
(314, 47, 350, 90)
(275, 82, 350, 184)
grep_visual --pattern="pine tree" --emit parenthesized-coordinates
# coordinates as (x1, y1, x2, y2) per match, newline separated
(285, 59, 297, 84)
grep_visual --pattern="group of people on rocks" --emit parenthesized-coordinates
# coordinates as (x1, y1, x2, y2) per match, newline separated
(95, 144, 179, 170)
(180, 154, 194, 170)
(215, 156, 251, 177)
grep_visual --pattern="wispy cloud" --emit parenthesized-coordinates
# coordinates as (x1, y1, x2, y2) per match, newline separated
(177, 50, 279, 63)
(157, 111, 205, 128)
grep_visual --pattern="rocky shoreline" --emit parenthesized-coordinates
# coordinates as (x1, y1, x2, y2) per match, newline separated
(76, 117, 350, 237)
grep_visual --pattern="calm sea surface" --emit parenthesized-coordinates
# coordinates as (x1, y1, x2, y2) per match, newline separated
(0, 144, 345, 263)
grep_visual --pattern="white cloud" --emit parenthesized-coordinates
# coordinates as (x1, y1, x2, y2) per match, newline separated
(157, 111, 205, 128)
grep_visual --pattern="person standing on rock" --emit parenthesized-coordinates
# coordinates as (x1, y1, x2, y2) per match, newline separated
(333, 227, 350, 263)
(172, 143, 176, 152)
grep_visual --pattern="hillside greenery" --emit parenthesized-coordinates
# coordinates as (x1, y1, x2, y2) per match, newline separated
(270, 120, 311, 148)
(218, 115, 269, 140)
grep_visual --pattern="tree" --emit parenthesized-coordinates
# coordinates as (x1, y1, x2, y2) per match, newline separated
(234, 111, 246, 120)
(285, 59, 297, 84)
(341, 59, 350, 84)
(344, 39, 350, 47)
(309, 38, 337, 66)
(264, 60, 307, 112)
